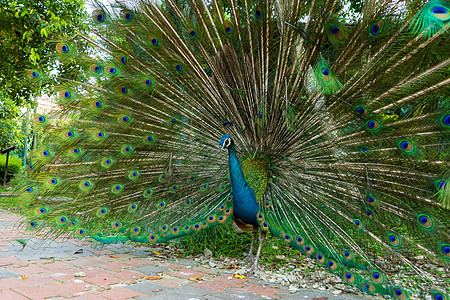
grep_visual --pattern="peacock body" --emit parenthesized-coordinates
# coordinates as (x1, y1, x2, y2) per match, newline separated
(22, 0, 449, 298)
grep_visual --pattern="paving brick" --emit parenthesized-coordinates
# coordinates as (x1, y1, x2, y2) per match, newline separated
(96, 286, 150, 300)
(6, 263, 50, 275)
(0, 288, 29, 300)
(145, 276, 190, 288)
(85, 274, 123, 287)
(188, 279, 231, 292)
(230, 283, 289, 299)
(212, 273, 252, 284)
(168, 267, 212, 280)
(110, 269, 144, 282)
(11, 284, 67, 300)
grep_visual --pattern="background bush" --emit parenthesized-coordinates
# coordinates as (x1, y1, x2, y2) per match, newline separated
(0, 155, 22, 184)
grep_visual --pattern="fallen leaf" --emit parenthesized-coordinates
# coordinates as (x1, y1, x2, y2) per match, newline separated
(234, 274, 246, 279)
(189, 277, 203, 281)
(153, 250, 161, 255)
(110, 255, 118, 258)
(145, 276, 163, 280)
(151, 289, 163, 293)
(21, 275, 27, 279)
(313, 297, 328, 300)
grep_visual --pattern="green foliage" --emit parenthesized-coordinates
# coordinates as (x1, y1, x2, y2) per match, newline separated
(0, 97, 26, 148)
(0, 154, 23, 184)
(0, 0, 87, 106)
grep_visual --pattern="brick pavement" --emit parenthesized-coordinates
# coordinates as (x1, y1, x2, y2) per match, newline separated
(0, 211, 368, 299)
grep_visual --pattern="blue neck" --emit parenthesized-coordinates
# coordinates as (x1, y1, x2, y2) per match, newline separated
(228, 145, 259, 225)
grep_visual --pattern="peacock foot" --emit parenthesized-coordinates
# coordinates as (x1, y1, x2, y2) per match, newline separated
(244, 253, 254, 263)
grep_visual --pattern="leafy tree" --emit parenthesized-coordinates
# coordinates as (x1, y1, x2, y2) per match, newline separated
(0, 0, 86, 107)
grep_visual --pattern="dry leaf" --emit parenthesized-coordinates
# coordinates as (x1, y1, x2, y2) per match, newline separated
(234, 274, 247, 279)
(21, 275, 27, 279)
(110, 255, 119, 258)
(189, 277, 203, 281)
(153, 250, 161, 255)
(145, 276, 163, 280)
(313, 297, 328, 300)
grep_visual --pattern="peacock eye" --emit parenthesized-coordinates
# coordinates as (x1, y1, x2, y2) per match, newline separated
(225, 138, 231, 147)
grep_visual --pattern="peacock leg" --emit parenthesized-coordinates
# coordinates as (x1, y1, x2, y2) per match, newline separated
(252, 230, 267, 272)
(245, 228, 258, 262)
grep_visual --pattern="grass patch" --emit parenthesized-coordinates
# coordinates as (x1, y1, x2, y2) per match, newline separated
(170, 222, 300, 269)
(0, 196, 32, 213)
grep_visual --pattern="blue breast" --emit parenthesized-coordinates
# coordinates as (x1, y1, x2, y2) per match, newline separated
(228, 148, 259, 225)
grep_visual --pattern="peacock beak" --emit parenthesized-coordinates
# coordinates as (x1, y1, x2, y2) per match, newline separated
(218, 145, 224, 153)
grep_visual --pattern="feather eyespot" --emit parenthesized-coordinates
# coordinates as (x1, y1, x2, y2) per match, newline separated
(128, 203, 138, 212)
(370, 21, 383, 35)
(321, 68, 331, 81)
(143, 79, 153, 86)
(392, 287, 406, 299)
(442, 114, 450, 126)
(174, 64, 182, 71)
(432, 292, 447, 300)
(366, 120, 380, 131)
(356, 106, 367, 116)
(47, 177, 59, 186)
(27, 220, 38, 229)
(57, 216, 68, 225)
(399, 139, 414, 153)
(330, 25, 340, 35)
(117, 55, 128, 64)
(255, 7, 262, 19)
(143, 188, 153, 198)
(158, 201, 166, 210)
(150, 37, 159, 46)
(316, 253, 325, 264)
(105, 66, 117, 75)
(148, 234, 158, 242)
(34, 115, 46, 124)
(129, 171, 139, 180)
(35, 207, 47, 215)
(121, 10, 133, 21)
(170, 185, 178, 193)
(76, 228, 86, 237)
(304, 245, 314, 255)
(121, 145, 132, 155)
(60, 90, 72, 100)
(101, 158, 113, 168)
(132, 227, 140, 234)
(92, 10, 105, 23)
(112, 222, 122, 230)
(388, 234, 400, 246)
(218, 215, 227, 223)
(439, 244, 450, 257)
(431, 6, 449, 20)
(90, 64, 102, 74)
(188, 28, 197, 38)
(343, 272, 354, 284)
(97, 208, 108, 216)
(112, 184, 123, 193)
(70, 147, 81, 155)
(327, 260, 337, 271)
(227, 196, 233, 202)
(417, 214, 433, 229)
(27, 69, 40, 79)
(56, 43, 70, 54)
(207, 215, 216, 223)
(23, 186, 35, 194)
(38, 149, 51, 158)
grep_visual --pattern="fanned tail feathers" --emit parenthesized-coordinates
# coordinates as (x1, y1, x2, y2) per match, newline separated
(22, 0, 449, 299)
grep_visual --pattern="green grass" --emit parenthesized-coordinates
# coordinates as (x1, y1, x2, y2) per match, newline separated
(0, 195, 32, 213)
(170, 222, 301, 269)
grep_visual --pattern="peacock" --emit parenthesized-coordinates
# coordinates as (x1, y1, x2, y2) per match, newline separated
(21, 0, 449, 298)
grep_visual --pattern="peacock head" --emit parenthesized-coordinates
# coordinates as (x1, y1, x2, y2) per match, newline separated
(218, 134, 234, 153)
